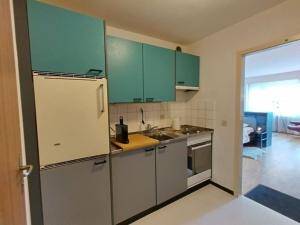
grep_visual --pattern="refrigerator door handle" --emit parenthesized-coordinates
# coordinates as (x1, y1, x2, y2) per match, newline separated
(97, 84, 105, 113)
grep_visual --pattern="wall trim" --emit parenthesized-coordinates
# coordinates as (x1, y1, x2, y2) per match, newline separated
(210, 181, 234, 195)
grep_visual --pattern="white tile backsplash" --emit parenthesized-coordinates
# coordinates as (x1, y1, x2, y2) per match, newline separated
(127, 104, 138, 113)
(118, 104, 128, 113)
(109, 93, 216, 133)
(198, 109, 206, 118)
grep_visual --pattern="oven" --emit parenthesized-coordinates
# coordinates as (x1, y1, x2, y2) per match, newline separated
(187, 133, 212, 188)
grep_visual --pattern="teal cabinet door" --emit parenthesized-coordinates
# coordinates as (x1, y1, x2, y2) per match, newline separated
(143, 44, 175, 102)
(107, 36, 143, 103)
(176, 52, 200, 87)
(27, 0, 105, 75)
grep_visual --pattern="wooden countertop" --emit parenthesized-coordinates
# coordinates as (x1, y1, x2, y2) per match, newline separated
(111, 134, 159, 152)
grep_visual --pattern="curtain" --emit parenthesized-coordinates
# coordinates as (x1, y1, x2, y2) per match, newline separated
(245, 79, 300, 134)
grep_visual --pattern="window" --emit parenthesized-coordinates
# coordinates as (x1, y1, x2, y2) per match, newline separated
(246, 79, 300, 117)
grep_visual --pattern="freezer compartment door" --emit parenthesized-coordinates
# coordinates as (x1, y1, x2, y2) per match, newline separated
(40, 156, 112, 225)
(34, 76, 110, 166)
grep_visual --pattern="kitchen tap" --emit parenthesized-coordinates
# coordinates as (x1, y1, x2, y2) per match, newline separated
(145, 124, 159, 134)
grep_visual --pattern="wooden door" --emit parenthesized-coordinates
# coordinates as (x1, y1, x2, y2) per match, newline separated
(0, 0, 27, 225)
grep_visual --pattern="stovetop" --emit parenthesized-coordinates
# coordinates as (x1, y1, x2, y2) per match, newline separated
(179, 125, 213, 135)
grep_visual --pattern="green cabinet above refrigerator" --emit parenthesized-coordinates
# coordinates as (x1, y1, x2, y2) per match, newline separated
(176, 52, 200, 90)
(106, 36, 144, 103)
(27, 0, 105, 76)
(143, 44, 175, 102)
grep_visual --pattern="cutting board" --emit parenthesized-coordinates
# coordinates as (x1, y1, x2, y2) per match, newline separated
(111, 134, 159, 152)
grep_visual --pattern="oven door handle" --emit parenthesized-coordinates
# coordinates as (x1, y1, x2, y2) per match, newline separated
(191, 143, 212, 151)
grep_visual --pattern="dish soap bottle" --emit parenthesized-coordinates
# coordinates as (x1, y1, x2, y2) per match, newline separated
(115, 116, 129, 144)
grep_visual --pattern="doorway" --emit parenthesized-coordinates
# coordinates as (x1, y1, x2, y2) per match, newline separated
(241, 39, 300, 199)
(0, 0, 28, 224)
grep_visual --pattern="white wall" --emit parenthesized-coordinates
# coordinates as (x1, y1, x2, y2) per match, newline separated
(186, 0, 300, 191)
(106, 26, 190, 51)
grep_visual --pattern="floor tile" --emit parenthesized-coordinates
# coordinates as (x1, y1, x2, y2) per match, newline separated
(132, 185, 298, 225)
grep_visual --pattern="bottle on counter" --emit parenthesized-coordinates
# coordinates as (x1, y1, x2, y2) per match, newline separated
(115, 116, 129, 144)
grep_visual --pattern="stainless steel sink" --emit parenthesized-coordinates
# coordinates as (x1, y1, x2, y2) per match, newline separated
(146, 133, 173, 141)
(143, 127, 185, 143)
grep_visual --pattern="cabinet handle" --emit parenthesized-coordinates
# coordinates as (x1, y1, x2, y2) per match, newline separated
(158, 146, 167, 149)
(146, 98, 154, 102)
(145, 148, 155, 152)
(133, 98, 142, 102)
(177, 81, 185, 85)
(94, 160, 107, 165)
(87, 69, 103, 76)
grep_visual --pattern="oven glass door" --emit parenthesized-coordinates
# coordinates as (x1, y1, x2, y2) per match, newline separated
(187, 141, 212, 177)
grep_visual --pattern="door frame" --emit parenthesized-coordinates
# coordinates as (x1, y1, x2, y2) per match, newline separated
(234, 33, 300, 195)
(10, 0, 44, 224)
(0, 0, 28, 224)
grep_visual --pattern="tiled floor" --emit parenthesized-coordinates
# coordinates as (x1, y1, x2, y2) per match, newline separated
(242, 133, 300, 199)
(132, 185, 298, 225)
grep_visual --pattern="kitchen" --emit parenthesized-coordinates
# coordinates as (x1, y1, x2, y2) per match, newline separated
(24, 0, 216, 225)
(4, 0, 300, 225)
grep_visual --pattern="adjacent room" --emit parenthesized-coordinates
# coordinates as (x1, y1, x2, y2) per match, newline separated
(242, 40, 300, 202)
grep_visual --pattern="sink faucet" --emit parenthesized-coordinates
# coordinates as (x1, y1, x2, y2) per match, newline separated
(145, 124, 159, 133)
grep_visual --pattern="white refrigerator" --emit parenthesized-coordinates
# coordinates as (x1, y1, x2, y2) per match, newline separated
(34, 75, 112, 225)
(33, 75, 110, 166)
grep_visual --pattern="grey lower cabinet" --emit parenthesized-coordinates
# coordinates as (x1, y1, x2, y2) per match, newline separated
(111, 147, 156, 224)
(156, 140, 187, 204)
(40, 155, 112, 225)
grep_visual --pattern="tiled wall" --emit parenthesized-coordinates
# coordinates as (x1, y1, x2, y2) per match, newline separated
(109, 92, 216, 133)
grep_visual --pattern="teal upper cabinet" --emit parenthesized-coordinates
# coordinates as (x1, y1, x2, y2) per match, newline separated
(175, 52, 200, 87)
(107, 36, 143, 103)
(143, 44, 175, 102)
(27, 0, 105, 75)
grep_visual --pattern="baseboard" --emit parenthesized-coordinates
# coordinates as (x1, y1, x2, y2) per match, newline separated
(117, 180, 211, 225)
(210, 181, 234, 195)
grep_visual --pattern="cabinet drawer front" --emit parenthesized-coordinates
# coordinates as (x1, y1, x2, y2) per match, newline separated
(112, 148, 156, 223)
(143, 44, 175, 102)
(40, 156, 112, 225)
(107, 36, 143, 103)
(156, 141, 187, 204)
(176, 52, 199, 87)
(27, 0, 105, 75)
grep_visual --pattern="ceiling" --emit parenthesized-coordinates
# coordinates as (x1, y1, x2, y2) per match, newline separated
(245, 40, 300, 77)
(41, 0, 286, 44)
